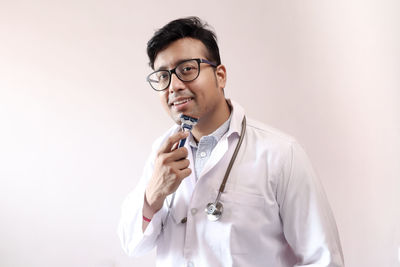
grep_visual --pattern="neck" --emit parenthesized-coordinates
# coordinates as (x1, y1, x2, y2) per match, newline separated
(191, 100, 231, 142)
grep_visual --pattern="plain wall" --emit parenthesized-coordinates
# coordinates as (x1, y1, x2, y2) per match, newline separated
(1, 0, 399, 266)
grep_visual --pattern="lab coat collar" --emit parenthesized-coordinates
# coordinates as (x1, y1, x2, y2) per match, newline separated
(225, 99, 245, 139)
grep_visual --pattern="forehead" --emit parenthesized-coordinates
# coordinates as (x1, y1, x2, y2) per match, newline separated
(154, 38, 208, 70)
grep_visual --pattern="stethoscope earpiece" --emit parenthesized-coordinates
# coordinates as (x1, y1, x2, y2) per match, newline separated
(205, 202, 223, 221)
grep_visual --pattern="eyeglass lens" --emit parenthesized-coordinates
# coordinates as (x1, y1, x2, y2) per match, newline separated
(148, 59, 200, 91)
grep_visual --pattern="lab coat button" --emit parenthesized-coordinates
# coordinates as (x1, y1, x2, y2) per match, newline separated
(191, 208, 198, 215)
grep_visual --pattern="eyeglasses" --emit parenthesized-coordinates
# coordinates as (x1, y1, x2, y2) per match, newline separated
(146, 58, 217, 91)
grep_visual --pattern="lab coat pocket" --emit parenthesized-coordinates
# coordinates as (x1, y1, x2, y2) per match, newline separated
(220, 190, 266, 254)
(221, 190, 266, 208)
(167, 193, 188, 226)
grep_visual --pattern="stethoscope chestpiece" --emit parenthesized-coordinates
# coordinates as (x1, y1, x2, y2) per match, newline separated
(205, 202, 223, 221)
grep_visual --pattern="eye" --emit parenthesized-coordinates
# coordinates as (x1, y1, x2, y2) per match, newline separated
(182, 66, 194, 72)
(156, 71, 169, 81)
(178, 62, 198, 75)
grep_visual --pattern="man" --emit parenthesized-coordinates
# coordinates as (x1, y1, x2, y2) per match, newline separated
(119, 17, 344, 267)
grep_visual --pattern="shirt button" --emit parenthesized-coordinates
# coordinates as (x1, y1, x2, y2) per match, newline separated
(191, 208, 198, 215)
(200, 151, 207, 158)
(187, 261, 194, 267)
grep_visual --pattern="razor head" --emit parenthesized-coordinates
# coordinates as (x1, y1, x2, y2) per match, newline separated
(178, 114, 198, 148)
(180, 114, 198, 131)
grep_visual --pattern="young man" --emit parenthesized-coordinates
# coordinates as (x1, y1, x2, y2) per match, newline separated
(119, 17, 344, 267)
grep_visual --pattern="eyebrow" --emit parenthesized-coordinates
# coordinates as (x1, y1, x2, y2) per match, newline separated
(155, 58, 194, 71)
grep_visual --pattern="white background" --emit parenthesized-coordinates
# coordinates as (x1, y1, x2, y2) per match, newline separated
(1, 0, 399, 266)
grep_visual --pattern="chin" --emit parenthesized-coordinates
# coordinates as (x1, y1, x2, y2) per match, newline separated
(170, 112, 182, 125)
(169, 109, 200, 125)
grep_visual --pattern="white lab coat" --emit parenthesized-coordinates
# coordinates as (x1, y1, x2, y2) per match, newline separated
(118, 100, 344, 267)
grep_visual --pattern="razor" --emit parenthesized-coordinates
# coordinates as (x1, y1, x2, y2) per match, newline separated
(178, 114, 198, 148)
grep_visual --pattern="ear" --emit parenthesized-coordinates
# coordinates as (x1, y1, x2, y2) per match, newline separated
(215, 64, 227, 90)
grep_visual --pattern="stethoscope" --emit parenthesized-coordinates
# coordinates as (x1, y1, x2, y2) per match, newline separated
(163, 115, 246, 226)
(205, 116, 246, 221)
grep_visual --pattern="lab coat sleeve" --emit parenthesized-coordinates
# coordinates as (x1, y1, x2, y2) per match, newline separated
(278, 142, 345, 267)
(118, 140, 169, 257)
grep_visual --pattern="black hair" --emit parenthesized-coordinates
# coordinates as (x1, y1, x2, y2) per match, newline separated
(147, 17, 221, 69)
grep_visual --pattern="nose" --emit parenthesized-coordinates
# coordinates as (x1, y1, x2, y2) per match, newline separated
(168, 73, 186, 94)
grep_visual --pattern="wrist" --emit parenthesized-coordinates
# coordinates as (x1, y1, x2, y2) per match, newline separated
(145, 189, 165, 213)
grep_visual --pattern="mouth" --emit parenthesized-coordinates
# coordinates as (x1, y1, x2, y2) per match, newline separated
(170, 97, 193, 107)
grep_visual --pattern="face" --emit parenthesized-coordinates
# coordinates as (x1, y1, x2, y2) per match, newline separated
(153, 38, 227, 126)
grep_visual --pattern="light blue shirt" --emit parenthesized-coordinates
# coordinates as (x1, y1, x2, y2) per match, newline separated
(188, 113, 232, 180)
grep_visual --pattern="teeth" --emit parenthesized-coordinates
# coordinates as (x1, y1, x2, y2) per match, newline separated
(174, 98, 191, 105)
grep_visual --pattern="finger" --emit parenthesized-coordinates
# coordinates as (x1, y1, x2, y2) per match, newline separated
(171, 158, 190, 170)
(158, 131, 189, 154)
(171, 128, 184, 151)
(178, 168, 192, 180)
(171, 141, 179, 151)
(168, 147, 189, 161)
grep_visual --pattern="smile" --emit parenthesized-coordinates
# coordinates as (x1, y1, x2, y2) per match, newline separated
(172, 98, 193, 106)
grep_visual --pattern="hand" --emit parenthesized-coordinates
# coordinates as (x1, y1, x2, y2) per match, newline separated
(145, 131, 192, 214)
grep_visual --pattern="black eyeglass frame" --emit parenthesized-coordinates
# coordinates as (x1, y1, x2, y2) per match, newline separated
(146, 58, 218, 91)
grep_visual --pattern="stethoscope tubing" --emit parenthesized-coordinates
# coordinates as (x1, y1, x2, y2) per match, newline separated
(213, 116, 246, 205)
(162, 116, 246, 229)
